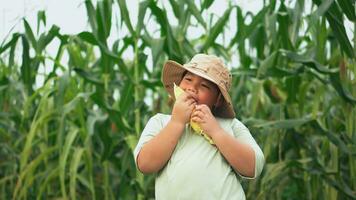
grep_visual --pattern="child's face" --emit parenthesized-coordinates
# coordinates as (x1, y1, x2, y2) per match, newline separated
(179, 72, 220, 109)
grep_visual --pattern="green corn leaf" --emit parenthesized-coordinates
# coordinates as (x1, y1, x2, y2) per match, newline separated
(119, 81, 135, 115)
(36, 10, 46, 34)
(15, 147, 57, 199)
(320, 173, 356, 199)
(96, 1, 109, 42)
(311, 120, 354, 155)
(182, 38, 196, 58)
(263, 80, 287, 103)
(37, 25, 60, 52)
(285, 75, 301, 103)
(276, 1, 294, 50)
(266, 65, 304, 78)
(67, 43, 84, 68)
(315, 18, 327, 63)
(249, 80, 264, 114)
(312, 0, 334, 19)
(330, 73, 356, 105)
(70, 148, 84, 200)
(103, 0, 112, 38)
(60, 128, 79, 198)
(37, 168, 60, 199)
(117, 0, 135, 36)
(23, 19, 37, 52)
(230, 5, 269, 63)
(251, 115, 315, 129)
(87, 111, 108, 136)
(202, 7, 232, 51)
(280, 50, 339, 74)
(337, 0, 355, 21)
(8, 37, 18, 67)
(184, 0, 207, 28)
(231, 68, 257, 77)
(257, 51, 278, 78)
(84, 0, 98, 36)
(168, 0, 181, 19)
(20, 35, 32, 94)
(179, 11, 192, 36)
(77, 174, 93, 194)
(0, 33, 20, 54)
(62, 92, 93, 115)
(73, 68, 104, 85)
(78, 31, 99, 45)
(312, 0, 355, 58)
(202, 0, 214, 10)
(250, 24, 266, 58)
(140, 79, 162, 90)
(20, 91, 54, 171)
(149, 1, 182, 62)
(136, 0, 150, 34)
(229, 6, 244, 48)
(150, 37, 165, 66)
(124, 134, 138, 153)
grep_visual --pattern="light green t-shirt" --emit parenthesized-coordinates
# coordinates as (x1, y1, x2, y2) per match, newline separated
(134, 113, 264, 200)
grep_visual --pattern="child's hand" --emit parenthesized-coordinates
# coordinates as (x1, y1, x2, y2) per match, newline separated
(191, 104, 222, 137)
(171, 92, 197, 125)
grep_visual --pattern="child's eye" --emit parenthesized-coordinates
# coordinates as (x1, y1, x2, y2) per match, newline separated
(201, 84, 210, 89)
(184, 77, 192, 81)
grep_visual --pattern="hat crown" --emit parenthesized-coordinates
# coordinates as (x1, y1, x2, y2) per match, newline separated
(185, 54, 232, 91)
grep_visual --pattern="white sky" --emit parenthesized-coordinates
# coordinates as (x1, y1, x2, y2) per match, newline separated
(1, 0, 353, 103)
(1, 0, 263, 43)
(0, 0, 263, 75)
(0, 0, 353, 63)
(0, 0, 261, 89)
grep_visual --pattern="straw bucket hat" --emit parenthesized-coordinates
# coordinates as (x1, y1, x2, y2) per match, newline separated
(161, 54, 235, 118)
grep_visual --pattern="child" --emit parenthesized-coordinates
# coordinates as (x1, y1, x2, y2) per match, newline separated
(134, 54, 264, 199)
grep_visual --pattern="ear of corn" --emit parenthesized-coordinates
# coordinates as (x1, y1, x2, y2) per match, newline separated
(174, 83, 215, 145)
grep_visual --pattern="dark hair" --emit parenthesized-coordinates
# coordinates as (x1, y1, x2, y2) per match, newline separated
(180, 70, 188, 83)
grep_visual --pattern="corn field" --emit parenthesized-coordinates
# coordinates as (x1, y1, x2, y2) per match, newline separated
(0, 0, 355, 199)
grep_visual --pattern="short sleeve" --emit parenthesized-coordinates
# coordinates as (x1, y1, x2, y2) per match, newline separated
(133, 113, 167, 167)
(231, 118, 265, 179)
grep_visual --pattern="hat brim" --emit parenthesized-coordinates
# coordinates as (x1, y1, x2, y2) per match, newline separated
(162, 60, 235, 118)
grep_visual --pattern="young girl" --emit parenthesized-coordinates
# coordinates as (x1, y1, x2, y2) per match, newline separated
(134, 54, 264, 199)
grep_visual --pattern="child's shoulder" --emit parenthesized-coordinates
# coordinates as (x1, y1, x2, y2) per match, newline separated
(216, 117, 238, 124)
(147, 113, 171, 126)
(216, 117, 247, 129)
(151, 113, 171, 119)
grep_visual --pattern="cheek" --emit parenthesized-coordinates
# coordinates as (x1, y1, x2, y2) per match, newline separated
(198, 91, 217, 105)
(178, 82, 187, 89)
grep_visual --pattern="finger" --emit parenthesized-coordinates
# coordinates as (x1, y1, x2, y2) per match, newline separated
(186, 98, 197, 106)
(191, 110, 204, 119)
(196, 104, 212, 114)
(200, 104, 210, 111)
(191, 116, 203, 123)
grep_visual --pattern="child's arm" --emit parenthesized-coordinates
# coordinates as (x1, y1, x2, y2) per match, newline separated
(191, 104, 257, 178)
(137, 92, 196, 174)
(137, 119, 184, 173)
(211, 129, 256, 177)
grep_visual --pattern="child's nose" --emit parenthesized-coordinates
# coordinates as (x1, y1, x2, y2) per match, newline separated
(186, 87, 196, 93)
(186, 90, 198, 102)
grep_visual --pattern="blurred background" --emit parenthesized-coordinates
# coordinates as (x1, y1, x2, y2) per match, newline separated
(0, 0, 355, 199)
